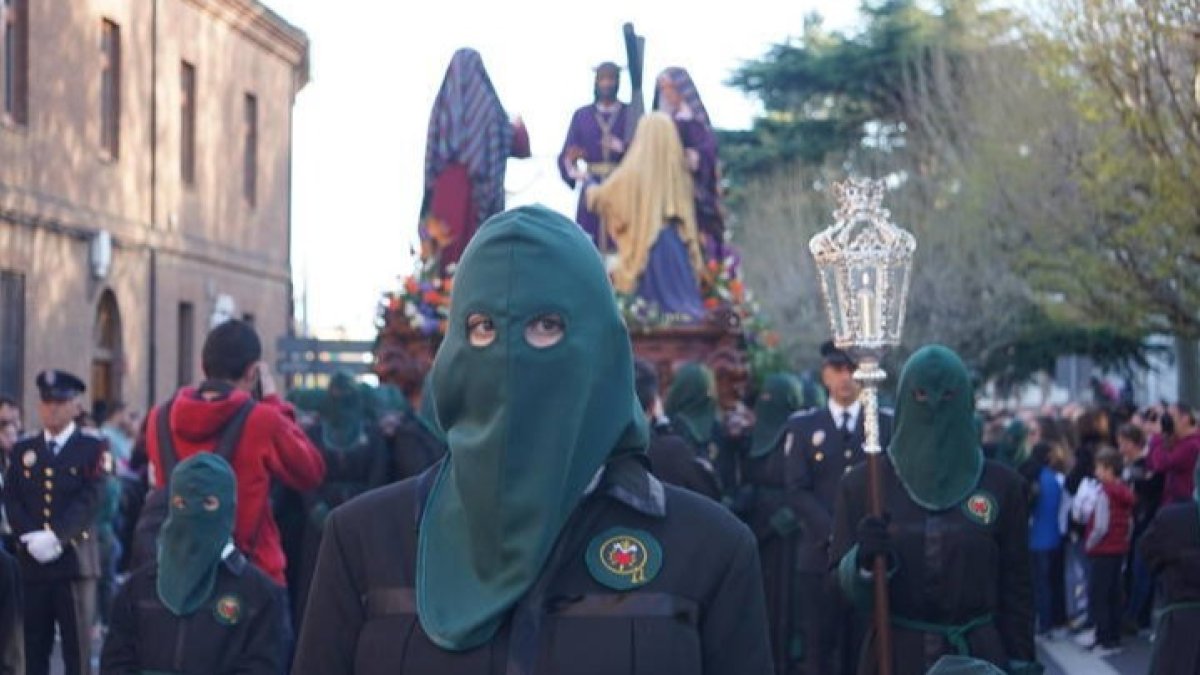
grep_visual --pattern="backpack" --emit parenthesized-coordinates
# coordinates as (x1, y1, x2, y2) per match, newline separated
(129, 396, 255, 569)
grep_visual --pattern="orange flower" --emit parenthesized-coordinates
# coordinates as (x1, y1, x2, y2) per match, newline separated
(423, 291, 447, 305)
(704, 297, 720, 310)
(442, 277, 454, 292)
(707, 259, 720, 272)
(405, 278, 419, 295)
(388, 297, 401, 312)
(729, 279, 745, 302)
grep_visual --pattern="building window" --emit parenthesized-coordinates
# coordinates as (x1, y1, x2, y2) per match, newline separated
(0, 270, 24, 401)
(243, 93, 257, 206)
(180, 61, 196, 185)
(100, 19, 121, 159)
(177, 302, 194, 387)
(2, 0, 28, 125)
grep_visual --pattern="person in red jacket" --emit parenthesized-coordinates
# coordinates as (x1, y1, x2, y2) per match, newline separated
(145, 319, 325, 587)
(1147, 403, 1200, 506)
(1082, 448, 1135, 655)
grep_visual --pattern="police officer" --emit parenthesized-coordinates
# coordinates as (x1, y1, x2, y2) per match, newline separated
(2, 370, 104, 675)
(782, 342, 892, 675)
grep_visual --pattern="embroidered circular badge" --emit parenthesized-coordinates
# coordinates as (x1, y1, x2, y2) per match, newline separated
(213, 594, 242, 626)
(586, 528, 663, 591)
(22, 450, 37, 468)
(962, 491, 999, 526)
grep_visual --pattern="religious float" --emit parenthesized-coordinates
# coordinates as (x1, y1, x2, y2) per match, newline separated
(373, 25, 782, 413)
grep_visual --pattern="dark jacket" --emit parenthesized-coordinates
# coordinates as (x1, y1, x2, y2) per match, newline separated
(100, 551, 289, 675)
(3, 429, 104, 581)
(293, 457, 774, 675)
(779, 406, 893, 572)
(1139, 503, 1200, 675)
(830, 459, 1034, 675)
(0, 548, 22, 675)
(646, 432, 721, 501)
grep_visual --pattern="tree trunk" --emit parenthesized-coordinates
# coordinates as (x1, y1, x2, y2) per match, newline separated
(1176, 336, 1199, 408)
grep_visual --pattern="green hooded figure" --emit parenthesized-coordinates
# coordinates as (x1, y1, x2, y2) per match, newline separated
(749, 373, 806, 459)
(996, 419, 1028, 469)
(887, 345, 984, 511)
(665, 362, 718, 447)
(320, 372, 368, 449)
(417, 205, 648, 651)
(156, 453, 237, 615)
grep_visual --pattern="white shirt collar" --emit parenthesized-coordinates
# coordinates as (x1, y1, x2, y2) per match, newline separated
(44, 422, 77, 451)
(221, 542, 236, 560)
(828, 400, 862, 431)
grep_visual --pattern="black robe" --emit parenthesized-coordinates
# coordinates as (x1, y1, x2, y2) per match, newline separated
(100, 551, 289, 675)
(277, 423, 390, 624)
(646, 432, 721, 501)
(0, 548, 22, 675)
(830, 459, 1035, 675)
(1139, 502, 1200, 675)
(293, 457, 774, 675)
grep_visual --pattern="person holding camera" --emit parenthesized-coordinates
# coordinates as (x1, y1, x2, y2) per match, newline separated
(1147, 403, 1200, 507)
(141, 319, 326, 587)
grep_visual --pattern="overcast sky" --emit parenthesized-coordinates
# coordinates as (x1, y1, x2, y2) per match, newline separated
(267, 0, 861, 338)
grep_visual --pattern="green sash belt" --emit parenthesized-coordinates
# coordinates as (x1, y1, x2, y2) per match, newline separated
(891, 613, 994, 656)
(1159, 601, 1200, 617)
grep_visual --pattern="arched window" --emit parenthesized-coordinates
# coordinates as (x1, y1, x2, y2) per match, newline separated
(91, 289, 123, 420)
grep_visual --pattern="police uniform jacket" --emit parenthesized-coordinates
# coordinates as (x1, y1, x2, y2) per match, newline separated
(100, 550, 289, 675)
(776, 406, 892, 572)
(293, 455, 774, 675)
(2, 430, 104, 581)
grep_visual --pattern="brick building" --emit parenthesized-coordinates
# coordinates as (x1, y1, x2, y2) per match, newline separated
(0, 0, 308, 421)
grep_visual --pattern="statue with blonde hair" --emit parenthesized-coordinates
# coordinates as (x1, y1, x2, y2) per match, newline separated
(586, 112, 706, 320)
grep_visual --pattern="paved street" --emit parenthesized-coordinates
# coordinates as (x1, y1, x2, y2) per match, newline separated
(1038, 632, 1153, 674)
(45, 630, 1153, 674)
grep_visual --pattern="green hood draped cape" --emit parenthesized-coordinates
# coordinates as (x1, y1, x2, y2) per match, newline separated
(886, 345, 984, 511)
(749, 373, 806, 458)
(417, 205, 648, 651)
(665, 362, 717, 447)
(156, 453, 237, 615)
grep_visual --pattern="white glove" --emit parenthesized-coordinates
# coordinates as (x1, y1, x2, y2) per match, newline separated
(20, 530, 63, 564)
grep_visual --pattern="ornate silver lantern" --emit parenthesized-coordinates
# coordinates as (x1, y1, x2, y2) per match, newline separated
(808, 177, 915, 675)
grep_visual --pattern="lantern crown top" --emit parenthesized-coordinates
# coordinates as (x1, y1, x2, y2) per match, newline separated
(809, 178, 915, 261)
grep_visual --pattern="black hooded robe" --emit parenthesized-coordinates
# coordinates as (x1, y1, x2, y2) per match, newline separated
(293, 458, 773, 675)
(829, 458, 1035, 675)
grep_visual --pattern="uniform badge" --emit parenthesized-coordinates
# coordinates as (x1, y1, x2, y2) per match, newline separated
(811, 430, 826, 447)
(22, 450, 37, 468)
(586, 528, 662, 591)
(213, 594, 242, 626)
(962, 491, 998, 526)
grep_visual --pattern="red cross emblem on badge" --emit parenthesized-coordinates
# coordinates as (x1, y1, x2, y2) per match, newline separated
(603, 536, 648, 582)
(964, 492, 996, 525)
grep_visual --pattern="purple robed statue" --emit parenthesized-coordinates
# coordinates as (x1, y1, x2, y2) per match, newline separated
(654, 67, 726, 261)
(557, 62, 634, 250)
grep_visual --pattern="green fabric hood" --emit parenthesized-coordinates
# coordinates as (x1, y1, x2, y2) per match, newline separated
(886, 345, 983, 511)
(416, 205, 648, 650)
(157, 453, 236, 615)
(750, 373, 806, 458)
(665, 362, 717, 446)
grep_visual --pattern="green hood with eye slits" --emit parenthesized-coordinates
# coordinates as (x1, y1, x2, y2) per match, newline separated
(417, 205, 648, 651)
(156, 453, 236, 616)
(886, 345, 983, 511)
